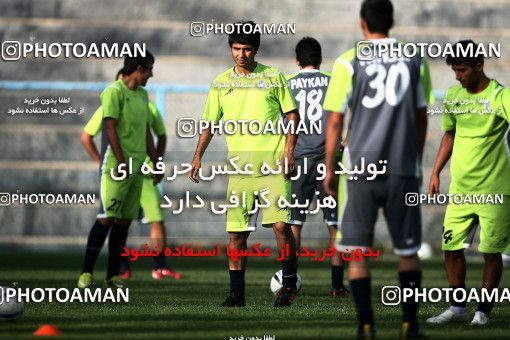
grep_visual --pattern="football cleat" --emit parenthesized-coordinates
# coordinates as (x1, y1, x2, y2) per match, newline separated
(103, 276, 127, 289)
(273, 287, 296, 307)
(152, 268, 182, 280)
(357, 323, 375, 339)
(118, 269, 131, 280)
(426, 307, 469, 324)
(400, 321, 427, 339)
(330, 287, 350, 298)
(219, 293, 246, 307)
(77, 272, 93, 289)
(470, 311, 489, 326)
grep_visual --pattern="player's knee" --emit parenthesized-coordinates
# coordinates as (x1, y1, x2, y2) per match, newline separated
(151, 221, 164, 229)
(399, 254, 420, 269)
(228, 231, 248, 246)
(399, 253, 419, 260)
(444, 249, 464, 263)
(272, 222, 289, 235)
(482, 252, 502, 261)
(444, 249, 464, 257)
(97, 218, 113, 227)
(290, 225, 301, 237)
(114, 218, 131, 226)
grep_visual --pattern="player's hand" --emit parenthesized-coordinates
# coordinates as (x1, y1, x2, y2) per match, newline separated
(323, 172, 338, 197)
(189, 156, 201, 183)
(281, 152, 296, 179)
(153, 173, 164, 185)
(429, 173, 440, 195)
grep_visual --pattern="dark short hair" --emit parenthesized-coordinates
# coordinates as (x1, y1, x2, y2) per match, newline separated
(446, 40, 484, 67)
(295, 37, 322, 68)
(115, 68, 125, 80)
(228, 21, 260, 51)
(360, 0, 394, 35)
(123, 50, 155, 75)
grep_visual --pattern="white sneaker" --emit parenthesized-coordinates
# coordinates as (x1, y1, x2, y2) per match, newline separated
(470, 311, 489, 325)
(426, 307, 469, 324)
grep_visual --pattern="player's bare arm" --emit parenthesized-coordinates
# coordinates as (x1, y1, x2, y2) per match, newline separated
(323, 111, 344, 196)
(156, 133, 167, 160)
(189, 126, 213, 183)
(282, 110, 299, 177)
(416, 107, 428, 184)
(429, 130, 455, 195)
(146, 126, 163, 184)
(146, 126, 158, 164)
(104, 118, 125, 165)
(80, 131, 100, 164)
(416, 107, 428, 162)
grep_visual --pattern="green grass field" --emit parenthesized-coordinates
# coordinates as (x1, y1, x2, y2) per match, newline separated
(1, 252, 509, 339)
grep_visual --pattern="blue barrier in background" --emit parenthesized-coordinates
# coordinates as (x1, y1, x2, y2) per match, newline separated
(0, 81, 445, 116)
(0, 81, 210, 116)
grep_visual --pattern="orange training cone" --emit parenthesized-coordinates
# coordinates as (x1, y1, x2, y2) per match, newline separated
(33, 324, 62, 336)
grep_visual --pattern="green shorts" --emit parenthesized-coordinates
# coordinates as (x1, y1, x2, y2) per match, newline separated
(442, 195, 510, 253)
(225, 174, 291, 232)
(99, 170, 143, 220)
(139, 176, 164, 223)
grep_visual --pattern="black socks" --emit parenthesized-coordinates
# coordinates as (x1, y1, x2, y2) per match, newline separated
(106, 223, 130, 280)
(450, 284, 467, 308)
(350, 277, 374, 326)
(399, 270, 422, 327)
(82, 220, 110, 274)
(331, 265, 345, 290)
(282, 259, 298, 290)
(229, 269, 245, 298)
(153, 251, 166, 270)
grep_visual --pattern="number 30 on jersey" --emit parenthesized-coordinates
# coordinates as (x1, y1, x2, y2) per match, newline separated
(362, 62, 410, 109)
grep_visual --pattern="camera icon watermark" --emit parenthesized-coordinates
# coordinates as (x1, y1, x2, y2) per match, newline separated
(190, 22, 296, 37)
(2, 41, 21, 61)
(177, 118, 197, 138)
(356, 41, 376, 61)
(406, 193, 503, 206)
(381, 286, 401, 306)
(0, 193, 11, 206)
(1, 41, 145, 60)
(405, 193, 419, 206)
(190, 22, 205, 37)
(355, 41, 500, 61)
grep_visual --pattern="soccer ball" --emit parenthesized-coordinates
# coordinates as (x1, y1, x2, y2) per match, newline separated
(0, 287, 24, 321)
(270, 270, 302, 295)
(418, 243, 433, 260)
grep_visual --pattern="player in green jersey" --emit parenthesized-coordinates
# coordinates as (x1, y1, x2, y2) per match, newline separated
(81, 70, 181, 281)
(427, 40, 510, 326)
(189, 21, 300, 307)
(77, 52, 163, 289)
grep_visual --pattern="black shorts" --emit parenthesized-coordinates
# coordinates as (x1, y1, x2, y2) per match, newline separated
(338, 175, 422, 255)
